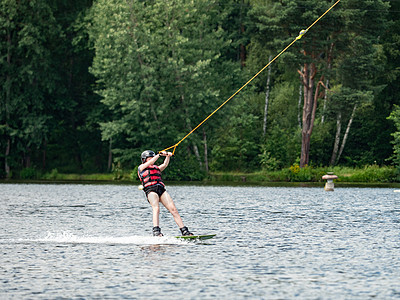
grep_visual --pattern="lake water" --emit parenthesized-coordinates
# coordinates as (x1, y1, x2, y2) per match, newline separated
(1, 183, 399, 299)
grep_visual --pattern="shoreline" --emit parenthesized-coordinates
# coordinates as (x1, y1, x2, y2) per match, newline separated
(2, 179, 400, 188)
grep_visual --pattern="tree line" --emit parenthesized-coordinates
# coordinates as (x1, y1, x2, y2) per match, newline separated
(1, 0, 399, 180)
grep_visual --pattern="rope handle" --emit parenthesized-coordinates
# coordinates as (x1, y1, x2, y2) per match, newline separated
(158, 151, 174, 157)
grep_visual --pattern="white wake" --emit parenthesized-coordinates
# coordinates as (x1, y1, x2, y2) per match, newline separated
(26, 231, 188, 245)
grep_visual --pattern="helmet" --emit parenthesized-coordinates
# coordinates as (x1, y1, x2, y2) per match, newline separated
(141, 150, 155, 163)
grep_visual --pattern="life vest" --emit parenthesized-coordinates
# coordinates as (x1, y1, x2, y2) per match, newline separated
(138, 165, 165, 188)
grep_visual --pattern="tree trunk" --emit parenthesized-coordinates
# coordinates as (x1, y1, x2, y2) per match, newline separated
(75, 152, 83, 170)
(321, 78, 329, 124)
(299, 63, 322, 167)
(5, 139, 11, 179)
(336, 104, 357, 165)
(192, 143, 202, 167)
(42, 140, 47, 170)
(5, 30, 12, 179)
(107, 138, 113, 172)
(321, 42, 334, 124)
(298, 69, 303, 128)
(300, 63, 313, 167)
(203, 128, 209, 172)
(25, 147, 31, 168)
(263, 55, 272, 136)
(301, 133, 311, 167)
(330, 112, 342, 166)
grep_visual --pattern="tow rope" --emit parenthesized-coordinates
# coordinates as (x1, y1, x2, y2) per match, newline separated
(160, 0, 342, 155)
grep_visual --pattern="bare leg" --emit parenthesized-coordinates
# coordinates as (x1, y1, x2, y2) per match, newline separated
(147, 192, 160, 227)
(160, 191, 184, 228)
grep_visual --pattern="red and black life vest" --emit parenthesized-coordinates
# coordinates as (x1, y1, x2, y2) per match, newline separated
(138, 165, 165, 188)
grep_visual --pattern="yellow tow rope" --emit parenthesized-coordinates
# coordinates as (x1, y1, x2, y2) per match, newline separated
(160, 0, 341, 155)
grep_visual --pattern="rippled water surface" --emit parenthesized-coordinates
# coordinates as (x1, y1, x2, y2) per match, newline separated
(1, 184, 400, 299)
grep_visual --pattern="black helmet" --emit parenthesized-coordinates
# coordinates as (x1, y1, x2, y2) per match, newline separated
(141, 150, 155, 163)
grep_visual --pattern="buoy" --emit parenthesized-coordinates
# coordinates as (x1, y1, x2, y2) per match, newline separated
(322, 173, 338, 191)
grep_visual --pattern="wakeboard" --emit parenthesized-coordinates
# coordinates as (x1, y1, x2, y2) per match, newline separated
(175, 234, 216, 241)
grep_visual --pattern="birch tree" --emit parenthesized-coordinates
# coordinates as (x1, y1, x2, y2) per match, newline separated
(249, 0, 389, 167)
(328, 88, 373, 166)
(263, 55, 272, 136)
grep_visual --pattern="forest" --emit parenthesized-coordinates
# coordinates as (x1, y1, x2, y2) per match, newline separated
(1, 0, 400, 181)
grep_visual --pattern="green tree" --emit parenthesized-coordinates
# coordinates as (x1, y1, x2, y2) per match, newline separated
(388, 105, 400, 170)
(327, 87, 374, 166)
(262, 79, 302, 167)
(248, 0, 389, 168)
(210, 93, 261, 171)
(0, 0, 63, 178)
(46, 0, 104, 173)
(358, 0, 400, 166)
(324, 0, 389, 166)
(88, 0, 242, 173)
(0, 0, 105, 177)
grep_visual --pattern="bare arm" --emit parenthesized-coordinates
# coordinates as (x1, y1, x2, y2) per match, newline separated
(158, 156, 170, 172)
(158, 151, 173, 172)
(138, 151, 173, 172)
(138, 154, 160, 172)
